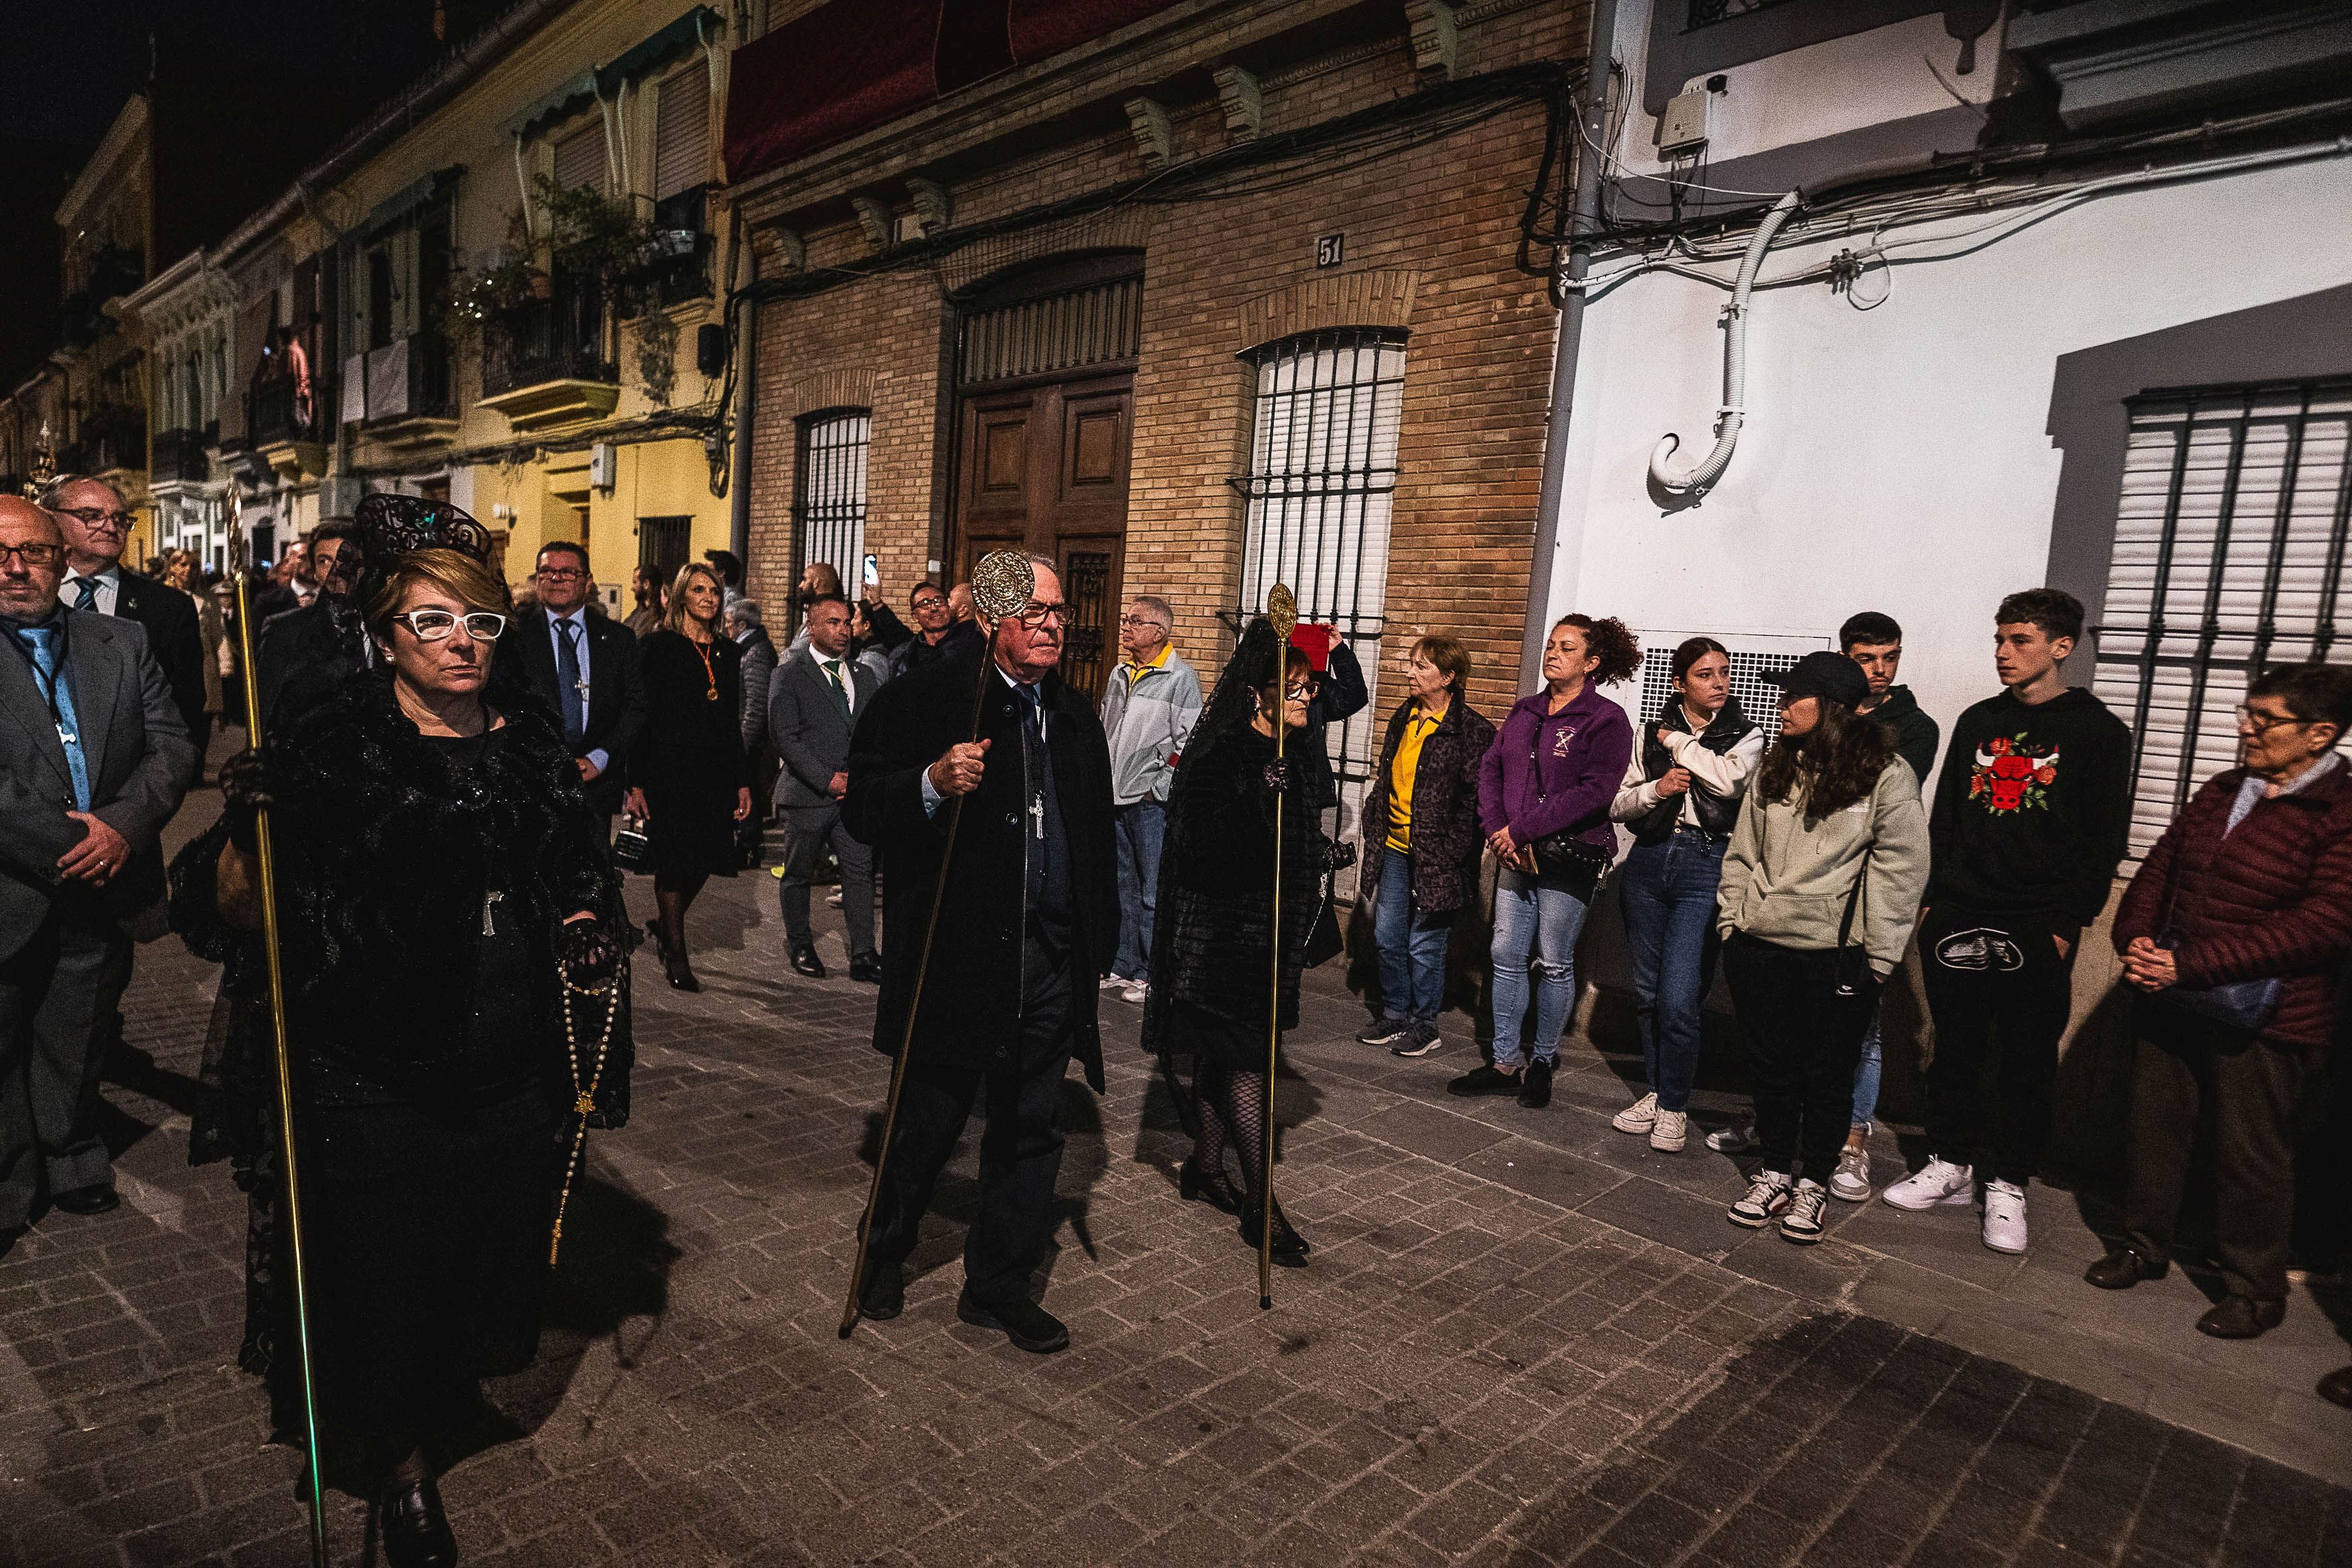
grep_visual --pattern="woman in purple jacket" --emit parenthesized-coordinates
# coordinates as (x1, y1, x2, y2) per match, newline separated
(1453, 615, 1640, 1107)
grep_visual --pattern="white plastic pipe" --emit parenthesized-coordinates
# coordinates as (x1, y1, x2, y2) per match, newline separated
(1648, 190, 1799, 497)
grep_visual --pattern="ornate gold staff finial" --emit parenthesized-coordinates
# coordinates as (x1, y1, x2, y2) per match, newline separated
(972, 548, 1037, 621)
(1265, 583, 1297, 641)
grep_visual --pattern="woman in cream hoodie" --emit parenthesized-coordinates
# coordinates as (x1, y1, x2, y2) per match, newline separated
(1716, 652, 1929, 1244)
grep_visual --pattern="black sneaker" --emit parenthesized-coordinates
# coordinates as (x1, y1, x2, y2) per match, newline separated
(1356, 1016, 1413, 1048)
(1447, 1064, 1522, 1098)
(956, 1290, 1070, 1354)
(1517, 1058, 1554, 1109)
(1390, 1021, 1443, 1058)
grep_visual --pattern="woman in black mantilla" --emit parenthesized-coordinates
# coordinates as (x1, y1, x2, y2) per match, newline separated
(627, 559, 753, 990)
(171, 501, 630, 1567)
(1143, 618, 1328, 1265)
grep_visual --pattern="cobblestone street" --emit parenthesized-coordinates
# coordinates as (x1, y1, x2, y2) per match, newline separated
(3, 804, 2348, 1567)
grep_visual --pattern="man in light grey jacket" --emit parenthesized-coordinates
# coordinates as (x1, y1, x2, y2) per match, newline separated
(1097, 595, 1202, 1004)
(0, 499, 192, 1251)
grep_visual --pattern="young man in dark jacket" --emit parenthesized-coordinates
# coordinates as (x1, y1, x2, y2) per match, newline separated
(1845, 611, 1939, 787)
(1885, 589, 2132, 1257)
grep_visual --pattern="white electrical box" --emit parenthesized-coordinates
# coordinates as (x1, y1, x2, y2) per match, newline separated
(1659, 87, 1711, 155)
(589, 442, 616, 491)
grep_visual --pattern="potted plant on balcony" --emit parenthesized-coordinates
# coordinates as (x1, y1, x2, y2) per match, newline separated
(534, 175, 690, 406)
(440, 247, 541, 345)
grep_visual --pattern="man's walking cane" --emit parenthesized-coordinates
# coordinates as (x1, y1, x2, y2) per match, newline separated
(228, 504, 331, 1566)
(839, 550, 1037, 1339)
(1259, 584, 1296, 1310)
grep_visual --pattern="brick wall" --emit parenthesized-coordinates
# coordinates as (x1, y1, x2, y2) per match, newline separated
(742, 0, 1579, 730)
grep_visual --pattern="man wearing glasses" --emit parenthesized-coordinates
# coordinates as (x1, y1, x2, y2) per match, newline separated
(0, 497, 193, 1255)
(40, 476, 208, 783)
(510, 541, 646, 834)
(843, 556, 1119, 1354)
(888, 579, 982, 678)
(1097, 595, 1201, 1006)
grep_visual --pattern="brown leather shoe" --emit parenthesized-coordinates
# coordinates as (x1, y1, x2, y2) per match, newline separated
(2196, 1294, 2286, 1340)
(2318, 1366, 2352, 1409)
(2084, 1245, 2166, 1291)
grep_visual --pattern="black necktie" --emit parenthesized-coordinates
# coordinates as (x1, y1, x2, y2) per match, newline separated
(556, 619, 586, 746)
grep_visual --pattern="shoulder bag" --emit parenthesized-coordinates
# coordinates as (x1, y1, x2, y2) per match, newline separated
(2149, 869, 2281, 1034)
(1526, 728, 1610, 898)
(1832, 848, 1875, 998)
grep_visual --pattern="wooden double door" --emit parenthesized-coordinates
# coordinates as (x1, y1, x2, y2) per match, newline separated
(953, 372, 1133, 702)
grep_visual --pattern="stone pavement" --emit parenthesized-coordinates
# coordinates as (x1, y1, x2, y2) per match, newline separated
(2, 802, 2347, 1567)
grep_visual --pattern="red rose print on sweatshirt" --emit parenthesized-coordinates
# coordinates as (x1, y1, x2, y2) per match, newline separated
(1968, 733, 2059, 813)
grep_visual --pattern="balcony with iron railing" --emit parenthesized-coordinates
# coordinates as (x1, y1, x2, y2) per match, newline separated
(248, 375, 326, 481)
(479, 272, 619, 433)
(356, 333, 459, 453)
(151, 428, 210, 487)
(62, 404, 147, 477)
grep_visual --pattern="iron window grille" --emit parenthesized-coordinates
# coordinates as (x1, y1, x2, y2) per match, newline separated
(1233, 329, 1408, 840)
(2092, 379, 2352, 861)
(795, 408, 872, 621)
(957, 275, 1141, 386)
(1687, 0, 1803, 28)
(638, 516, 691, 589)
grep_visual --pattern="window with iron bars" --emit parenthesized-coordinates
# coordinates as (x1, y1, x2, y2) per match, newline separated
(796, 409, 872, 626)
(2091, 379, 2352, 862)
(1686, 0, 1804, 28)
(1235, 329, 1407, 842)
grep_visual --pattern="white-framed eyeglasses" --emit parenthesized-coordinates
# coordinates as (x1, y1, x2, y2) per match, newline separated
(394, 609, 508, 643)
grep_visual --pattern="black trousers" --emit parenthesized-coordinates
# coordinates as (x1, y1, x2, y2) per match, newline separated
(866, 951, 1073, 1308)
(303, 1085, 559, 1463)
(2125, 1007, 2304, 1302)
(1920, 903, 2077, 1184)
(1723, 933, 1878, 1182)
(0, 905, 133, 1226)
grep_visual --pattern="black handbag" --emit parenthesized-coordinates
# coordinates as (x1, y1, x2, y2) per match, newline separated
(2147, 880, 2282, 1034)
(1832, 849, 1875, 998)
(1526, 732, 1610, 896)
(611, 815, 653, 874)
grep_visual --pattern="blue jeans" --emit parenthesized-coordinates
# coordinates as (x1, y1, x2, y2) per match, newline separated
(1617, 830, 1727, 1113)
(1852, 1012, 1883, 1134)
(1490, 866, 1591, 1069)
(1111, 800, 1166, 982)
(1373, 850, 1450, 1025)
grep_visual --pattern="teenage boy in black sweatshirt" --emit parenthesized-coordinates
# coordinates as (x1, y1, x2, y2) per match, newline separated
(1884, 588, 2132, 1256)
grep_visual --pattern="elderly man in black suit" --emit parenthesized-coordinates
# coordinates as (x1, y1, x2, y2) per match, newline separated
(769, 593, 879, 981)
(508, 540, 647, 828)
(0, 499, 193, 1254)
(42, 476, 208, 783)
(843, 558, 1118, 1354)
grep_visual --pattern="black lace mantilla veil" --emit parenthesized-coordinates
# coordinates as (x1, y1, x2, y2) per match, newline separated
(1140, 615, 1288, 1139)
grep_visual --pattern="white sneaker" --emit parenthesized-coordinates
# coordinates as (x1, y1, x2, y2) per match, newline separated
(1982, 1179, 2029, 1254)
(1119, 981, 1148, 1006)
(1828, 1144, 1872, 1203)
(1705, 1121, 1759, 1154)
(1780, 1180, 1829, 1244)
(1881, 1157, 1975, 1212)
(1099, 975, 1129, 992)
(1650, 1109, 1688, 1152)
(1727, 1171, 1794, 1228)
(1612, 1092, 1659, 1135)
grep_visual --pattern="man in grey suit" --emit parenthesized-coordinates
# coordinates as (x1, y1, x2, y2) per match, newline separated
(768, 593, 879, 982)
(0, 499, 193, 1251)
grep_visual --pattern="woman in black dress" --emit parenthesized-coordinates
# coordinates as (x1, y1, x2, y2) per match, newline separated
(1143, 618, 1327, 1265)
(627, 561, 753, 990)
(173, 499, 629, 1565)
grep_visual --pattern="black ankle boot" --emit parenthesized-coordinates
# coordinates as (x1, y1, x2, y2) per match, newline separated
(379, 1471, 459, 1567)
(1239, 1196, 1309, 1267)
(1180, 1158, 1241, 1215)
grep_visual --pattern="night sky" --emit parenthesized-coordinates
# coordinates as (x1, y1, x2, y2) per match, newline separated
(1, 1, 501, 390)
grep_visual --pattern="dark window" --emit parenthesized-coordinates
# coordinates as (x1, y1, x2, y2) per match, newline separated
(1687, 0, 1806, 29)
(366, 250, 393, 351)
(1235, 329, 1407, 832)
(639, 515, 691, 588)
(2092, 380, 2352, 859)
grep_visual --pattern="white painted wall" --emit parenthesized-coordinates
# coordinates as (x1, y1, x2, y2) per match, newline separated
(1543, 152, 2352, 778)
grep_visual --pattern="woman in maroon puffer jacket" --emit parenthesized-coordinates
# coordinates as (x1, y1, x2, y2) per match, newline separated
(2090, 663, 2352, 1349)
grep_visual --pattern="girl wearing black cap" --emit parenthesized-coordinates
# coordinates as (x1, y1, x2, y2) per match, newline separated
(1715, 650, 1928, 1243)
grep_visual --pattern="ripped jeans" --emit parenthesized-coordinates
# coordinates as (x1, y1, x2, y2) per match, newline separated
(1489, 866, 1591, 1069)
